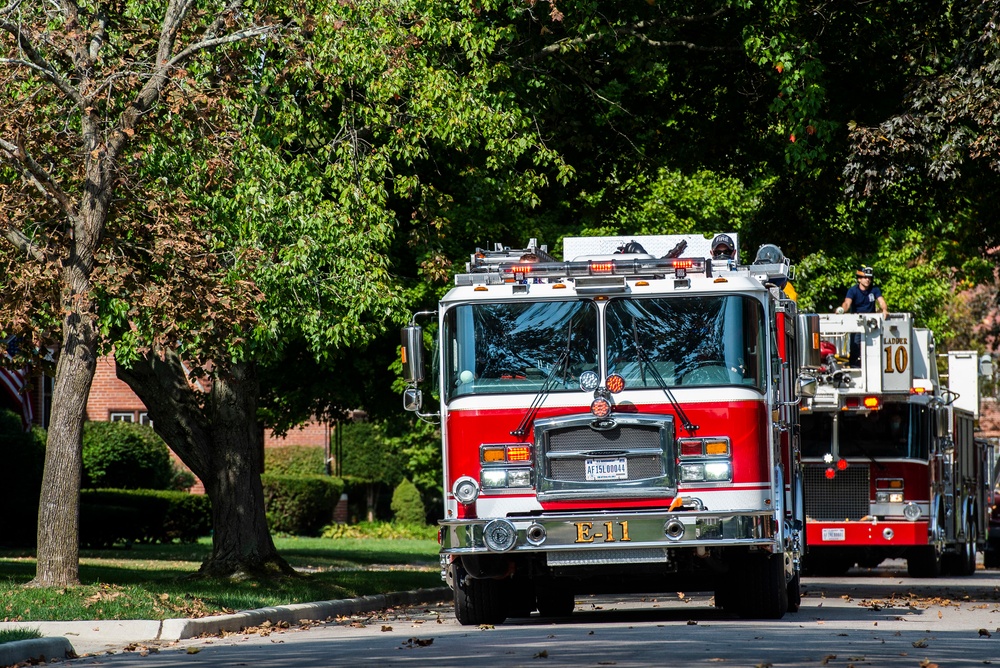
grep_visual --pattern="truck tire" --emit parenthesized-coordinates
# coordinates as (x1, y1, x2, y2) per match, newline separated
(786, 572, 802, 613)
(536, 586, 575, 618)
(735, 553, 788, 619)
(453, 565, 509, 626)
(907, 545, 942, 578)
(953, 519, 978, 577)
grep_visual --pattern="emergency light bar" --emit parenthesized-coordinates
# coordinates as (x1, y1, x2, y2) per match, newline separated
(488, 257, 706, 282)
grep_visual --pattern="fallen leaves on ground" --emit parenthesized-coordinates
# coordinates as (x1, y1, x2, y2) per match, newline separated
(401, 637, 433, 648)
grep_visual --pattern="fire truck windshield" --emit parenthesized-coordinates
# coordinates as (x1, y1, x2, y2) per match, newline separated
(444, 300, 599, 400)
(800, 403, 932, 460)
(606, 295, 766, 390)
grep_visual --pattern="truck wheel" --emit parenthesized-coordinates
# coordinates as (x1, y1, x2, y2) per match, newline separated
(953, 519, 978, 577)
(786, 572, 802, 613)
(536, 586, 575, 618)
(907, 545, 942, 578)
(454, 565, 509, 626)
(736, 553, 788, 619)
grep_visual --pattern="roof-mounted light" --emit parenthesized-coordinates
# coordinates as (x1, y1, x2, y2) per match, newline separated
(490, 257, 707, 282)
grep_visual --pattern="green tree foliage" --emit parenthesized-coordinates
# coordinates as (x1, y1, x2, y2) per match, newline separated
(390, 479, 427, 526)
(81, 422, 174, 491)
(1, 0, 286, 586)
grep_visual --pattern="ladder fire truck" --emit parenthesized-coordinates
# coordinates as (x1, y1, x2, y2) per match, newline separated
(799, 313, 991, 577)
(400, 234, 818, 624)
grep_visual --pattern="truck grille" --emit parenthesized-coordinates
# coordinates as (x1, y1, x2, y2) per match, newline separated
(534, 414, 675, 500)
(804, 464, 870, 521)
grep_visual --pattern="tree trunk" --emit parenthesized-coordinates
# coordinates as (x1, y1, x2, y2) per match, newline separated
(29, 280, 99, 587)
(366, 485, 376, 523)
(116, 348, 294, 578)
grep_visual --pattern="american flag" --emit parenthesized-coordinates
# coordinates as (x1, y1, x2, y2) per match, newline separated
(2, 337, 33, 429)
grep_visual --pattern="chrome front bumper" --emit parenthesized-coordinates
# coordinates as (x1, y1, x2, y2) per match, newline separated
(440, 509, 779, 556)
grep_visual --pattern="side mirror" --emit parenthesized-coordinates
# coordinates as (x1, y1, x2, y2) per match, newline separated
(400, 325, 425, 384)
(936, 411, 948, 440)
(403, 387, 423, 412)
(797, 375, 818, 398)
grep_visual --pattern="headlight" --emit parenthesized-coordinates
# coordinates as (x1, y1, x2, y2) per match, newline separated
(681, 464, 705, 481)
(888, 492, 904, 504)
(507, 469, 532, 487)
(704, 462, 732, 481)
(481, 470, 508, 489)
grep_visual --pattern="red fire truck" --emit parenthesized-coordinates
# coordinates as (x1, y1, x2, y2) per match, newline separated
(799, 314, 991, 577)
(400, 234, 816, 624)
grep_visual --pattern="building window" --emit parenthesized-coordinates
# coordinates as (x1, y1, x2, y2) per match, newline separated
(139, 412, 152, 426)
(110, 411, 135, 422)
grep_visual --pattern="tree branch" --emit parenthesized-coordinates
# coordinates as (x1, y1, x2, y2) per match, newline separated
(523, 10, 735, 63)
(0, 136, 77, 219)
(0, 19, 85, 106)
(0, 226, 47, 263)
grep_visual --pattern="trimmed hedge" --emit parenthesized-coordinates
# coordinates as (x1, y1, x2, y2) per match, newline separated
(264, 445, 326, 476)
(82, 421, 174, 490)
(80, 489, 212, 547)
(261, 474, 344, 536)
(0, 408, 46, 547)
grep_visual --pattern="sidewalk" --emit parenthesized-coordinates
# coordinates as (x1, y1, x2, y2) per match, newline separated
(0, 587, 451, 666)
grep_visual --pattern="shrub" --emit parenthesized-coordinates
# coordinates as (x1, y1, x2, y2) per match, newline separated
(390, 478, 426, 525)
(80, 489, 212, 547)
(321, 521, 437, 541)
(82, 421, 173, 490)
(264, 445, 326, 476)
(261, 474, 344, 536)
(169, 464, 197, 491)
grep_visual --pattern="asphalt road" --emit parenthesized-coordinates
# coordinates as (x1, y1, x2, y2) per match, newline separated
(49, 561, 1000, 667)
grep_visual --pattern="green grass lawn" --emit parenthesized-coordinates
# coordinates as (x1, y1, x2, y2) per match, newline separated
(0, 535, 442, 622)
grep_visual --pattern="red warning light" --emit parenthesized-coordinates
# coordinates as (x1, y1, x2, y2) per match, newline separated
(590, 261, 614, 274)
(825, 467, 836, 479)
(836, 458, 848, 471)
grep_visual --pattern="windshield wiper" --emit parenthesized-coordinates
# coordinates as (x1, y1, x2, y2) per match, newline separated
(511, 319, 574, 438)
(630, 317, 699, 435)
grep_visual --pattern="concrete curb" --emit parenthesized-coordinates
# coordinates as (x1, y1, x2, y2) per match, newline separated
(0, 587, 451, 666)
(0, 636, 73, 667)
(158, 587, 452, 640)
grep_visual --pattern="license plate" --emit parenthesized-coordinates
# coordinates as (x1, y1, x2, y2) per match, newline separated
(585, 457, 628, 481)
(822, 528, 846, 542)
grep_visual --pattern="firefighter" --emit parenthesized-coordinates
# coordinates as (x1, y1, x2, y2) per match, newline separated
(836, 265, 889, 366)
(711, 234, 735, 260)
